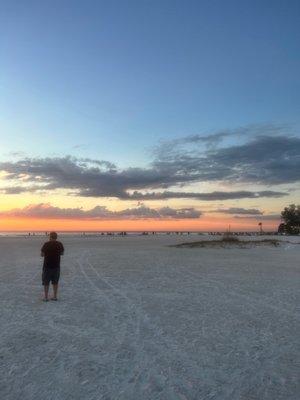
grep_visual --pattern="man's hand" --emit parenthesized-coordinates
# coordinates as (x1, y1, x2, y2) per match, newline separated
(41, 252, 45, 257)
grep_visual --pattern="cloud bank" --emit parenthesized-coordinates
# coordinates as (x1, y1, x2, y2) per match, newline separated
(0, 203, 202, 220)
(0, 126, 298, 200)
(214, 207, 263, 215)
(234, 214, 281, 221)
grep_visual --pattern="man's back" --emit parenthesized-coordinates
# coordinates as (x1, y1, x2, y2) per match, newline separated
(41, 240, 64, 269)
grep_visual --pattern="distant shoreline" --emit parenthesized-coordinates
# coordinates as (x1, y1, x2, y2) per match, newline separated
(0, 230, 295, 238)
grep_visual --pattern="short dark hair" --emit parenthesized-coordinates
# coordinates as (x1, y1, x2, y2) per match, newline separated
(49, 231, 58, 240)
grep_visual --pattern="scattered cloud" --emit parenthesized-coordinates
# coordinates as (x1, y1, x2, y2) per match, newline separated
(0, 203, 202, 220)
(0, 185, 51, 194)
(6, 151, 26, 158)
(126, 190, 287, 201)
(72, 144, 91, 150)
(234, 214, 281, 221)
(213, 207, 263, 215)
(154, 124, 287, 153)
(0, 125, 298, 200)
(153, 134, 300, 185)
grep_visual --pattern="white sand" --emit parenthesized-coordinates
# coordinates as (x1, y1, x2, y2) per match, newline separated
(0, 235, 299, 400)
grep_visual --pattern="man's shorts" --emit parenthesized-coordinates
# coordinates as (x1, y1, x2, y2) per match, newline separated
(42, 267, 60, 285)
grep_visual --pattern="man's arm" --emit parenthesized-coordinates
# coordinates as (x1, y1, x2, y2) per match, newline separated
(41, 243, 45, 257)
(60, 243, 64, 256)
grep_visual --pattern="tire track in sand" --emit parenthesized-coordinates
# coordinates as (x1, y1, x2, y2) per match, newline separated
(85, 252, 212, 400)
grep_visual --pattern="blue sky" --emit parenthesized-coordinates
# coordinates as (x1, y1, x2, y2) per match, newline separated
(0, 1, 299, 230)
(1, 0, 300, 166)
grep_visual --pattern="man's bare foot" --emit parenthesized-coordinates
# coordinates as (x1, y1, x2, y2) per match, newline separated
(50, 297, 58, 301)
(43, 298, 49, 302)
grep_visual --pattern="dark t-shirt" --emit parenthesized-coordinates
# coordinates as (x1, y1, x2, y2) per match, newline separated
(41, 240, 64, 269)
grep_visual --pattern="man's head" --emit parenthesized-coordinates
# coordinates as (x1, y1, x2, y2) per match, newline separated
(49, 231, 58, 240)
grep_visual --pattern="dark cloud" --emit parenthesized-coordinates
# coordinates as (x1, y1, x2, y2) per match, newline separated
(154, 124, 287, 154)
(0, 184, 287, 201)
(0, 203, 201, 220)
(234, 214, 281, 221)
(0, 126, 298, 199)
(126, 190, 287, 201)
(214, 208, 263, 215)
(209, 136, 300, 184)
(0, 156, 179, 198)
(0, 187, 29, 195)
(153, 135, 300, 185)
(0, 185, 51, 194)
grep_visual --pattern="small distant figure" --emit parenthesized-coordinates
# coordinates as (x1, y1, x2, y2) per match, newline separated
(41, 232, 64, 302)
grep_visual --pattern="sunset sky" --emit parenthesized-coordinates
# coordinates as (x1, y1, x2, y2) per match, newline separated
(1, 0, 299, 231)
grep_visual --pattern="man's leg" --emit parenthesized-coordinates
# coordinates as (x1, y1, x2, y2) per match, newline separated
(51, 268, 60, 300)
(52, 283, 58, 300)
(42, 268, 50, 301)
(43, 285, 49, 301)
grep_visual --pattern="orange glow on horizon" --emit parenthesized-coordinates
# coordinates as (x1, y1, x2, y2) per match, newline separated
(0, 216, 280, 232)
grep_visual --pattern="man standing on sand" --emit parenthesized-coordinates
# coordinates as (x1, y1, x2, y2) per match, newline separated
(41, 232, 64, 301)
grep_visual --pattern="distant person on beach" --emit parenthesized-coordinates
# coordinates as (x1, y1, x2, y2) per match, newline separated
(41, 232, 64, 302)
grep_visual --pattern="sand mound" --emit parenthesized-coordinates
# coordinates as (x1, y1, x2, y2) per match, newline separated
(173, 237, 282, 248)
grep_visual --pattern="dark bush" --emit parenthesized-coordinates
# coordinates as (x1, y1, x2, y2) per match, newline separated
(280, 204, 300, 235)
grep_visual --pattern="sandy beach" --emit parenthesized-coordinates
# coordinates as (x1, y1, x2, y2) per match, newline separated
(0, 235, 299, 399)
